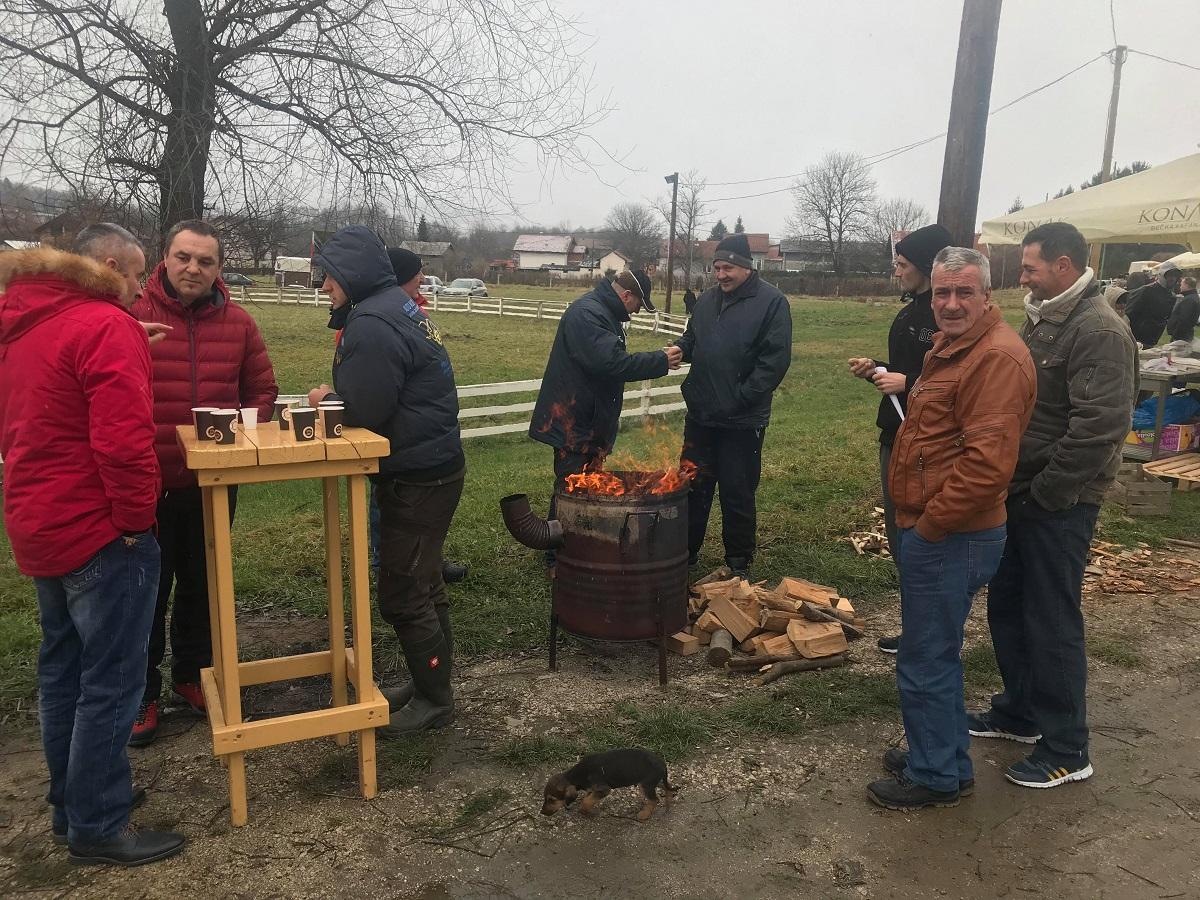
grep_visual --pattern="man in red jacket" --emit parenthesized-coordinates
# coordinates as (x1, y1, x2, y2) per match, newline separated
(0, 229, 185, 865)
(130, 219, 277, 745)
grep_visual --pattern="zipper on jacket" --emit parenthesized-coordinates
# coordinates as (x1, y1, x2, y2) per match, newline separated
(187, 314, 198, 408)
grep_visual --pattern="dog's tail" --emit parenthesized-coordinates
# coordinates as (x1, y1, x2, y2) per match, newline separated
(662, 765, 677, 794)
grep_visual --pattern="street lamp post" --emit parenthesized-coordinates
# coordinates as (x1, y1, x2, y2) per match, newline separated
(663, 172, 679, 315)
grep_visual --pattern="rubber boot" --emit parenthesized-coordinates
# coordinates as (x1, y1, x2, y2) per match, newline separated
(382, 606, 451, 712)
(378, 631, 454, 738)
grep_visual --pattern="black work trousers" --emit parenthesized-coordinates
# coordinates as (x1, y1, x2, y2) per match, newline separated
(545, 448, 602, 564)
(145, 486, 237, 701)
(376, 473, 464, 647)
(682, 419, 765, 569)
(986, 501, 1099, 767)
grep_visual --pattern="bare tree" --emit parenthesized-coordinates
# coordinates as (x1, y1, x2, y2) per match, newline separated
(787, 152, 876, 276)
(604, 201, 661, 268)
(0, 0, 605, 240)
(863, 197, 929, 246)
(651, 169, 709, 282)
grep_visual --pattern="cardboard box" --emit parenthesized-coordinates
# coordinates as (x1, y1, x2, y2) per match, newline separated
(1125, 424, 1197, 453)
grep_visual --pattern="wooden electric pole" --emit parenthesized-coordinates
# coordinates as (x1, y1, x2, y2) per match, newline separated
(1099, 46, 1128, 185)
(936, 0, 1003, 248)
(664, 172, 679, 314)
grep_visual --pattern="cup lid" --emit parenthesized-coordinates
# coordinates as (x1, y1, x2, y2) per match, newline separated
(192, 406, 219, 413)
(291, 406, 315, 413)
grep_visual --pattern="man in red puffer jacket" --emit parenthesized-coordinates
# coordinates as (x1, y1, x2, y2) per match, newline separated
(129, 219, 277, 745)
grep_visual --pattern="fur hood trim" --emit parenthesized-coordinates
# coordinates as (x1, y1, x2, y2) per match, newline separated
(0, 246, 125, 298)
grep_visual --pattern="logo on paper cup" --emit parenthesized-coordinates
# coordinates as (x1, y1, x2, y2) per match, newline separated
(206, 425, 218, 439)
(332, 423, 343, 436)
(302, 425, 315, 440)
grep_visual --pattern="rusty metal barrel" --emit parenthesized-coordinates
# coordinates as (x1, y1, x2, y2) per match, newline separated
(551, 472, 689, 641)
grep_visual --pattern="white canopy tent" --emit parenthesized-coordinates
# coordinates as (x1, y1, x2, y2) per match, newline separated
(981, 153, 1200, 251)
(1158, 251, 1200, 272)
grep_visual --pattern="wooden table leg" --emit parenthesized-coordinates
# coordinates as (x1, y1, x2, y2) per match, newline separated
(1151, 379, 1170, 461)
(201, 488, 224, 698)
(210, 484, 248, 825)
(346, 473, 378, 800)
(323, 477, 350, 747)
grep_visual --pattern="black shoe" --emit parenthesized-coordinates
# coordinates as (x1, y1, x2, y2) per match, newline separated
(1004, 754, 1093, 789)
(877, 634, 900, 655)
(69, 825, 185, 866)
(867, 773, 959, 811)
(54, 787, 146, 845)
(966, 710, 1040, 744)
(382, 607, 453, 713)
(378, 632, 454, 738)
(882, 748, 974, 797)
(441, 559, 468, 584)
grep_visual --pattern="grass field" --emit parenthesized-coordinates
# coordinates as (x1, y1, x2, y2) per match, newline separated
(3, 288, 1197, 710)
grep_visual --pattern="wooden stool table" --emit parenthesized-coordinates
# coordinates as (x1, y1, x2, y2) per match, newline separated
(177, 421, 390, 826)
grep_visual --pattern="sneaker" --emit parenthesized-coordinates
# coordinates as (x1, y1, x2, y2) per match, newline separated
(54, 788, 146, 845)
(882, 748, 974, 797)
(1004, 755, 1093, 789)
(967, 710, 1040, 744)
(867, 773, 959, 811)
(877, 634, 900, 655)
(172, 682, 206, 715)
(69, 824, 185, 867)
(128, 702, 158, 748)
(441, 559, 468, 584)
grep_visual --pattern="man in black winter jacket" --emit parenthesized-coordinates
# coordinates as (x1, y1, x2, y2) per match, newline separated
(848, 223, 952, 655)
(1167, 276, 1199, 343)
(530, 271, 679, 492)
(673, 234, 792, 575)
(1125, 262, 1183, 347)
(309, 225, 464, 738)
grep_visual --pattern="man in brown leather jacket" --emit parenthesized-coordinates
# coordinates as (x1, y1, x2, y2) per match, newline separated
(868, 247, 1036, 812)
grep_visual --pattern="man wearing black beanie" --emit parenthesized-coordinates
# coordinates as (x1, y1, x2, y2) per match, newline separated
(848, 223, 953, 655)
(673, 233, 792, 577)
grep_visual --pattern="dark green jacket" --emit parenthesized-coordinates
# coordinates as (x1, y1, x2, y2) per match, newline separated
(1010, 279, 1137, 513)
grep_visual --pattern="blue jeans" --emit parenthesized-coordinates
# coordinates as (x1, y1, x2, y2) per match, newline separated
(896, 525, 1007, 792)
(987, 502, 1098, 766)
(35, 532, 160, 844)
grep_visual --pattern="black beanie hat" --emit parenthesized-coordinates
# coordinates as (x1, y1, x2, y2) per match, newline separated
(387, 247, 422, 285)
(713, 233, 753, 270)
(894, 224, 954, 277)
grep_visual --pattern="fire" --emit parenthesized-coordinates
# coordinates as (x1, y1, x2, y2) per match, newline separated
(563, 421, 697, 497)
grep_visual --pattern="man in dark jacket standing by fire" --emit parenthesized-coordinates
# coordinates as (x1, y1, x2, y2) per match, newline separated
(673, 234, 792, 576)
(530, 270, 680, 493)
(130, 219, 277, 745)
(310, 225, 464, 737)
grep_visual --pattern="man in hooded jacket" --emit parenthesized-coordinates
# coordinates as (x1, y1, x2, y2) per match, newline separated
(309, 225, 464, 737)
(1124, 261, 1183, 347)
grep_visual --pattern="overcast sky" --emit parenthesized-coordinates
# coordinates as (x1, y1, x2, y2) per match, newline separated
(501, 0, 1200, 237)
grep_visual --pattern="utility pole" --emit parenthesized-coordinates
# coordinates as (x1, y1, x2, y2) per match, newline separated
(1091, 45, 1127, 276)
(663, 172, 679, 314)
(936, 0, 1003, 248)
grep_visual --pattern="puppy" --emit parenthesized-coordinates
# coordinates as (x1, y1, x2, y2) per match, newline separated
(541, 747, 675, 822)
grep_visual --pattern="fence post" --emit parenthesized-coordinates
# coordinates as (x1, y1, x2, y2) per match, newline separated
(537, 301, 543, 321)
(467, 295, 472, 313)
(653, 311, 661, 333)
(432, 292, 438, 311)
(498, 296, 504, 317)
(640, 379, 652, 420)
(277, 285, 283, 304)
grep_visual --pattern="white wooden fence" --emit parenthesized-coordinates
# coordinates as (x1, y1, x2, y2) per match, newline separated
(233, 286, 690, 337)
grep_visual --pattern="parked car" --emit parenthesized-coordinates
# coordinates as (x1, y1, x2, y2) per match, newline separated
(442, 278, 488, 298)
(223, 272, 254, 287)
(420, 275, 444, 296)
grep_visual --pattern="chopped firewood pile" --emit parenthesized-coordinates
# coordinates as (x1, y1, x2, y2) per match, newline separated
(665, 567, 866, 685)
(847, 506, 891, 559)
(1086, 538, 1200, 595)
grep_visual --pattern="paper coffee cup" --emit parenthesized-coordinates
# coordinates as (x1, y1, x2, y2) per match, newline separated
(210, 409, 238, 444)
(192, 407, 219, 441)
(274, 400, 293, 431)
(318, 399, 343, 408)
(290, 407, 318, 442)
(239, 407, 258, 429)
(320, 405, 344, 438)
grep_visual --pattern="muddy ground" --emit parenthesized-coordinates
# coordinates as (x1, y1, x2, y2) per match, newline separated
(2, 554, 1199, 899)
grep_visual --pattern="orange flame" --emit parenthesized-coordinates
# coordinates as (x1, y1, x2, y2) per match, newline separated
(563, 421, 696, 497)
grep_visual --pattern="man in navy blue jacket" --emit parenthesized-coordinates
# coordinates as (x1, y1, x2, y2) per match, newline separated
(673, 234, 792, 576)
(310, 225, 464, 737)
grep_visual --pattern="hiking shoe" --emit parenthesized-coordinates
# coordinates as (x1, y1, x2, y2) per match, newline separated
(172, 682, 206, 715)
(441, 559, 468, 584)
(128, 702, 158, 748)
(967, 710, 1040, 744)
(54, 788, 146, 845)
(882, 748, 974, 797)
(1004, 755, 1093, 789)
(867, 773, 959, 811)
(877, 634, 900, 655)
(69, 824, 185, 867)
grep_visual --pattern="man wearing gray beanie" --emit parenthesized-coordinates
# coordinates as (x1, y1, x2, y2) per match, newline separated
(848, 223, 953, 655)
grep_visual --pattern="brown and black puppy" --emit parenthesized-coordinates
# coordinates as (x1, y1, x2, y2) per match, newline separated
(541, 748, 675, 822)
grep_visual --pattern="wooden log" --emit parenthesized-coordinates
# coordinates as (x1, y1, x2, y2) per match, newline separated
(834, 597, 856, 615)
(665, 631, 702, 656)
(726, 653, 807, 671)
(753, 653, 846, 685)
(706, 629, 734, 667)
(750, 635, 772, 656)
(708, 595, 761, 642)
(693, 566, 733, 587)
(737, 636, 759, 653)
(787, 619, 849, 659)
(1165, 537, 1200, 550)
(760, 633, 800, 658)
(760, 608, 806, 632)
(799, 601, 865, 641)
(776, 577, 838, 606)
(692, 628, 712, 646)
(694, 610, 722, 634)
(759, 593, 800, 614)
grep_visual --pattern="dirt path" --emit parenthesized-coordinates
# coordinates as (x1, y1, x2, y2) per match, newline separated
(3, 575, 1199, 899)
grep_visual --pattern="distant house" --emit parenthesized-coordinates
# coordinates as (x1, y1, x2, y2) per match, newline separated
(513, 234, 577, 270)
(33, 211, 89, 246)
(275, 256, 313, 287)
(399, 240, 455, 278)
(780, 237, 892, 274)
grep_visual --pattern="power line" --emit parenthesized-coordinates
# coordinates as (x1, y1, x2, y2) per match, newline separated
(703, 52, 1108, 203)
(1127, 48, 1200, 74)
(1109, 0, 1118, 47)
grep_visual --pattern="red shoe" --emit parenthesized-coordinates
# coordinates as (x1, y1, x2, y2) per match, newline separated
(172, 682, 206, 715)
(129, 701, 158, 747)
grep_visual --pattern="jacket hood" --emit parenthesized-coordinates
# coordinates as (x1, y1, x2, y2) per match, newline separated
(0, 247, 128, 344)
(314, 225, 398, 303)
